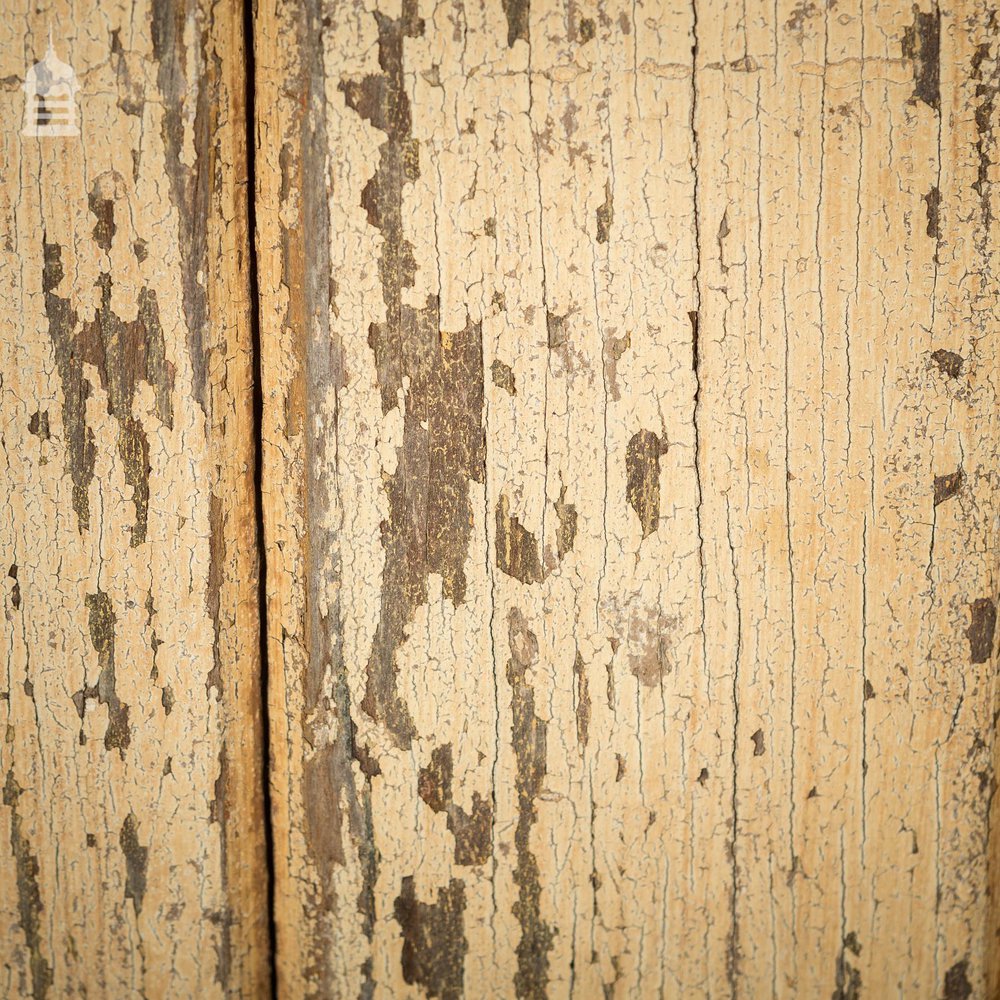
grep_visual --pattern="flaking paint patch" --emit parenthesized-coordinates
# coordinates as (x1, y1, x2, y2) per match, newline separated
(109, 28, 145, 117)
(546, 312, 568, 350)
(360, 306, 484, 746)
(622, 607, 679, 687)
(603, 331, 631, 402)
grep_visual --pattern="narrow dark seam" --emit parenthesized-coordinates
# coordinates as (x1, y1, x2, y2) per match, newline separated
(242, 1, 278, 996)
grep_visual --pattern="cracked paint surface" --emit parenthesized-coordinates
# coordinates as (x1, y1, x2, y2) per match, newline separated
(257, 0, 1000, 997)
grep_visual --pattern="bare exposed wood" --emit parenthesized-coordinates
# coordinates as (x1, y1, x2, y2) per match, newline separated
(0, 2, 268, 996)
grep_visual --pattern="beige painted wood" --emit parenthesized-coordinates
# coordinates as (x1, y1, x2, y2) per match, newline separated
(0, 2, 269, 997)
(258, 0, 1000, 997)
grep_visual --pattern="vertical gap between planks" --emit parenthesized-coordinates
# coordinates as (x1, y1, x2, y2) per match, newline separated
(242, 0, 278, 994)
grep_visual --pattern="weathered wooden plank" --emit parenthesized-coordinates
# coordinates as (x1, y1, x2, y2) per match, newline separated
(0, 2, 269, 996)
(256, 0, 998, 996)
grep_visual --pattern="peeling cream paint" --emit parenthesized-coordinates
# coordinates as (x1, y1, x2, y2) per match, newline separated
(258, 1, 1000, 997)
(0, 1, 267, 996)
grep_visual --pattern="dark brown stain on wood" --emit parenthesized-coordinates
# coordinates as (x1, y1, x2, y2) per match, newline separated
(786, 1, 819, 34)
(972, 33, 998, 231)
(626, 430, 664, 538)
(281, 3, 378, 991)
(832, 931, 862, 1000)
(205, 492, 225, 695)
(930, 349, 964, 379)
(339, 2, 423, 414)
(554, 483, 577, 560)
(301, 744, 348, 872)
(81, 273, 172, 546)
(359, 305, 484, 748)
(923, 185, 941, 238)
(901, 4, 940, 111)
(150, 5, 214, 410)
(43, 236, 173, 546)
(933, 468, 964, 506)
(394, 876, 467, 1000)
(501, 0, 530, 47)
(119, 812, 149, 916)
(418, 744, 492, 865)
(109, 28, 144, 117)
(604, 330, 631, 402)
(300, 698, 378, 990)
(42, 241, 90, 531)
(596, 181, 613, 243)
(4, 772, 51, 1000)
(967, 597, 996, 664)
(943, 959, 972, 1000)
(507, 608, 555, 998)
(208, 746, 233, 990)
(28, 411, 49, 441)
(88, 177, 117, 251)
(73, 591, 130, 754)
(492, 359, 517, 395)
(573, 652, 590, 748)
(615, 754, 626, 781)
(717, 212, 730, 271)
(8, 565, 20, 612)
(546, 311, 568, 350)
(343, 6, 486, 751)
(497, 495, 545, 585)
(751, 729, 765, 756)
